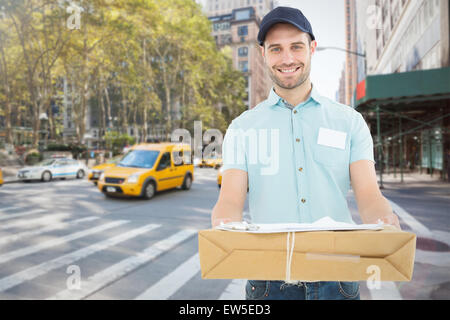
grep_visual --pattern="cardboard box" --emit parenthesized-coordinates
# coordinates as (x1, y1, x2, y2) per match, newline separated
(198, 226, 416, 281)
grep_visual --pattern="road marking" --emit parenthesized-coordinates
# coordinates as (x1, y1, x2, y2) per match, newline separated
(0, 217, 99, 247)
(0, 223, 160, 293)
(218, 279, 246, 300)
(0, 220, 128, 265)
(430, 230, 450, 247)
(0, 213, 69, 231)
(48, 229, 197, 300)
(388, 199, 433, 238)
(415, 249, 450, 268)
(368, 281, 403, 300)
(0, 206, 24, 213)
(0, 209, 46, 222)
(135, 253, 200, 300)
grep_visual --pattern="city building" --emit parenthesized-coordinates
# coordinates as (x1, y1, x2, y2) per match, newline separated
(337, 64, 346, 105)
(353, 0, 450, 181)
(208, 6, 272, 109)
(204, 0, 277, 19)
(344, 0, 358, 106)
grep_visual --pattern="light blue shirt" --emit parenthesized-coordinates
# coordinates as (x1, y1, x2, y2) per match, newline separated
(221, 85, 374, 224)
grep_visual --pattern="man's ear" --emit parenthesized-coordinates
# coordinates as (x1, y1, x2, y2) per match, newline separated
(260, 44, 265, 59)
(310, 40, 318, 55)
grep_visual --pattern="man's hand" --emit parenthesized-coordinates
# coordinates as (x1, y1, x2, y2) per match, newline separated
(377, 212, 401, 230)
(350, 160, 402, 230)
(211, 169, 248, 228)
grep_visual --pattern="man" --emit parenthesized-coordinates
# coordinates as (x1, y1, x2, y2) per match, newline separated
(211, 6, 401, 300)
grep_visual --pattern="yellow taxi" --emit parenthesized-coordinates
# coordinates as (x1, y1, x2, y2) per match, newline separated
(217, 167, 222, 188)
(0, 168, 3, 187)
(88, 155, 122, 185)
(97, 143, 194, 199)
(202, 157, 223, 169)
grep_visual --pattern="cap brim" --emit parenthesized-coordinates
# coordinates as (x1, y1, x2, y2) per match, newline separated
(258, 17, 315, 45)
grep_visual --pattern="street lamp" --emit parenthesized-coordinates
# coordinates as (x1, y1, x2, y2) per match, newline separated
(316, 46, 366, 57)
(39, 113, 48, 153)
(316, 46, 367, 78)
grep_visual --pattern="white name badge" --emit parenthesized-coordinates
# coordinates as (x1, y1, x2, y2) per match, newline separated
(317, 128, 347, 150)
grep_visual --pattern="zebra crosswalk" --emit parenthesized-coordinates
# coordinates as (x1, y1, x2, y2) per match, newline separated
(0, 204, 410, 300)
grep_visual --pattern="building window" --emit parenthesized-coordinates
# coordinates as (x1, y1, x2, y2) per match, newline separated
(213, 22, 230, 32)
(239, 61, 249, 72)
(237, 25, 248, 36)
(235, 8, 251, 20)
(238, 46, 248, 57)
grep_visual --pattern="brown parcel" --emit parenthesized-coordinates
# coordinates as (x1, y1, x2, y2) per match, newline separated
(198, 226, 416, 281)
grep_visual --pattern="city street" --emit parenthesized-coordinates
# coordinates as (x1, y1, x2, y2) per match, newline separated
(0, 167, 448, 300)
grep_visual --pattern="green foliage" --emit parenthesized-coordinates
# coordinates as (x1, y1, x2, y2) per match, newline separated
(0, 0, 247, 148)
(46, 143, 71, 152)
(104, 131, 136, 155)
(25, 152, 43, 165)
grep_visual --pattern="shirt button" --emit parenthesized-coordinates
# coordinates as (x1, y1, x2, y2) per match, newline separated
(298, 167, 303, 172)
(296, 138, 300, 143)
(293, 110, 298, 114)
(301, 198, 306, 203)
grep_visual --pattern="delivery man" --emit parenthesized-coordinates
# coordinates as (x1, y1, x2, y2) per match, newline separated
(211, 6, 401, 300)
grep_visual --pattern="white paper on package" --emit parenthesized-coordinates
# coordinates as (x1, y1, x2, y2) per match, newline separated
(215, 216, 384, 233)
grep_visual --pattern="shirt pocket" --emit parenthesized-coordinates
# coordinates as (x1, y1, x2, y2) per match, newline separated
(313, 144, 348, 167)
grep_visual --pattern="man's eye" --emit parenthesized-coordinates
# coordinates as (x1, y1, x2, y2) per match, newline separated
(292, 45, 302, 50)
(271, 47, 280, 53)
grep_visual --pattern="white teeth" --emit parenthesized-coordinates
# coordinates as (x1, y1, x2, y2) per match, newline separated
(280, 68, 297, 73)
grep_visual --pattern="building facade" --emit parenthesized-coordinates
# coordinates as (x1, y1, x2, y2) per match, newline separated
(208, 6, 272, 109)
(205, 0, 277, 19)
(353, 0, 450, 180)
(356, 0, 447, 75)
(344, 0, 358, 106)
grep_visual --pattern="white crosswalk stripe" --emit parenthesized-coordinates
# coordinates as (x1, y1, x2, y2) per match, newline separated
(0, 209, 46, 222)
(219, 279, 246, 300)
(368, 281, 403, 300)
(48, 229, 197, 300)
(0, 220, 128, 265)
(135, 253, 200, 300)
(0, 216, 99, 246)
(0, 206, 25, 213)
(0, 213, 69, 231)
(0, 223, 161, 292)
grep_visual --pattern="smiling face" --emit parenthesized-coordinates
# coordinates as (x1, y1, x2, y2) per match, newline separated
(261, 23, 317, 90)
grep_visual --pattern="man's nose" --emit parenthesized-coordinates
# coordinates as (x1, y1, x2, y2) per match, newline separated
(280, 49, 295, 65)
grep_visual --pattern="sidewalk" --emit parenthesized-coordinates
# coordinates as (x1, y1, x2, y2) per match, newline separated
(376, 171, 450, 239)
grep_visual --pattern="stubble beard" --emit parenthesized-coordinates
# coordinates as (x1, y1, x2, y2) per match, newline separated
(268, 59, 311, 90)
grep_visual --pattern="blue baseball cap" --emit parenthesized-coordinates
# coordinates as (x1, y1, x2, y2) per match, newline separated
(257, 6, 315, 46)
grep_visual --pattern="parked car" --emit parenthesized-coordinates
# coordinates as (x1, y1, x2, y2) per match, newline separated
(16, 158, 88, 182)
(97, 143, 194, 199)
(88, 155, 123, 185)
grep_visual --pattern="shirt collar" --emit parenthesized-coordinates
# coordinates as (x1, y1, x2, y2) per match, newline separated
(266, 84, 322, 109)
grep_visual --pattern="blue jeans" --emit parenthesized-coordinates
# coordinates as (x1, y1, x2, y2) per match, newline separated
(245, 280, 360, 300)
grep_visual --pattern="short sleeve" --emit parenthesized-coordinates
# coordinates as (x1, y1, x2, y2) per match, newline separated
(350, 112, 375, 164)
(221, 120, 248, 172)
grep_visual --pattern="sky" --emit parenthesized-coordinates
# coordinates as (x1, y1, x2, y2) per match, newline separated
(278, 0, 346, 100)
(197, 0, 347, 101)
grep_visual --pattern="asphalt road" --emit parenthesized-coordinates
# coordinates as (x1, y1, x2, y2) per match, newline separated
(0, 168, 448, 300)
